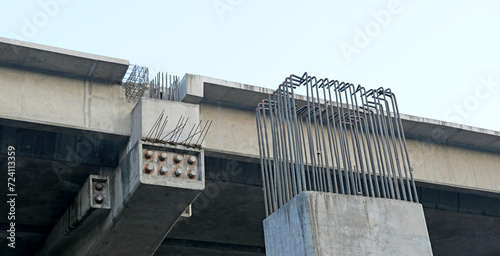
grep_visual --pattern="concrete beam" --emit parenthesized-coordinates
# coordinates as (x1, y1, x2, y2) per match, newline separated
(199, 101, 500, 195)
(0, 66, 135, 137)
(181, 73, 500, 153)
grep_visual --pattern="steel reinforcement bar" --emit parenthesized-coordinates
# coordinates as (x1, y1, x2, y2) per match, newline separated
(256, 73, 418, 216)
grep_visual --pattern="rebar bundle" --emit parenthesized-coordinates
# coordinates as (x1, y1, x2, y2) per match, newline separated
(144, 111, 212, 148)
(256, 73, 418, 216)
(122, 65, 149, 100)
(149, 72, 181, 101)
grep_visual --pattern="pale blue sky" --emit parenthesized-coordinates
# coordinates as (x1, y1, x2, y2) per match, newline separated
(1, 1, 500, 131)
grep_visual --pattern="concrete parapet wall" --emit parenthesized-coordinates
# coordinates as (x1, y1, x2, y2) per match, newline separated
(263, 191, 433, 256)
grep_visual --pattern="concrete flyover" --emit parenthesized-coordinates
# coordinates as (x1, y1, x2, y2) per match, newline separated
(0, 37, 499, 255)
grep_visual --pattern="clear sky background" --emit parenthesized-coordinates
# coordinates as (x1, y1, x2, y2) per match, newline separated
(1, 1, 499, 131)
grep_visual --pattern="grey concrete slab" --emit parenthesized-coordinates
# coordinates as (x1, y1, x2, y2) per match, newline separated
(0, 66, 136, 137)
(403, 123, 461, 142)
(400, 114, 500, 152)
(202, 82, 272, 110)
(484, 137, 500, 149)
(448, 130, 500, 148)
(0, 37, 128, 83)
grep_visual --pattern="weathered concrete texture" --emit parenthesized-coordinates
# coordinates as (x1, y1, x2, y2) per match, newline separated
(182, 73, 500, 154)
(263, 192, 433, 256)
(0, 66, 135, 136)
(200, 103, 258, 158)
(200, 99, 500, 194)
(180, 73, 274, 108)
(131, 98, 200, 144)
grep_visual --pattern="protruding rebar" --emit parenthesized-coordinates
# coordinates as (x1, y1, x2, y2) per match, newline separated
(257, 73, 418, 216)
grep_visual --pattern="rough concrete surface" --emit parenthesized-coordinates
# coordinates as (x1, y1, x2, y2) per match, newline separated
(264, 192, 433, 256)
(1, 38, 500, 255)
(198, 98, 500, 195)
(0, 66, 135, 136)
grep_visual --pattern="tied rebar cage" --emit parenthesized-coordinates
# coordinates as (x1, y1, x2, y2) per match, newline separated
(256, 73, 418, 217)
(122, 64, 150, 100)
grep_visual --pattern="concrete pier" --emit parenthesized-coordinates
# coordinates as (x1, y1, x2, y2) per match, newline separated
(263, 191, 433, 256)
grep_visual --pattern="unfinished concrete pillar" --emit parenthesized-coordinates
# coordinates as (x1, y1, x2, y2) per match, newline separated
(37, 99, 206, 256)
(263, 191, 433, 256)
